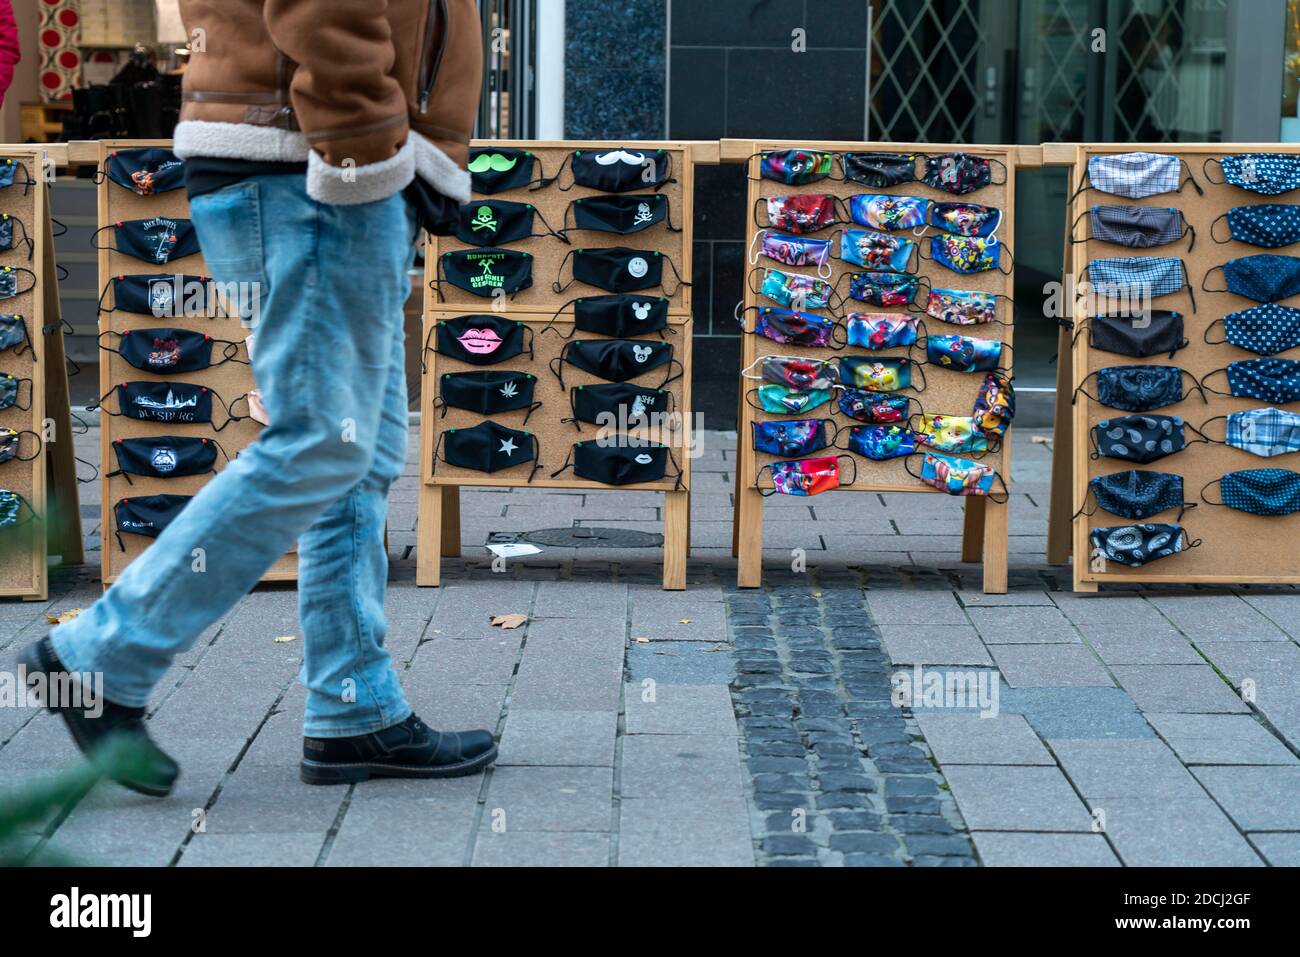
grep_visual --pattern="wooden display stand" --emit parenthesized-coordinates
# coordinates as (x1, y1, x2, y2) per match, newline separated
(416, 140, 707, 591)
(0, 146, 81, 601)
(95, 140, 296, 585)
(723, 139, 1040, 594)
(1049, 142, 1300, 591)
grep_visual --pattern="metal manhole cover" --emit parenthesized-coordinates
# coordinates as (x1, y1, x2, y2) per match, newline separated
(493, 527, 663, 549)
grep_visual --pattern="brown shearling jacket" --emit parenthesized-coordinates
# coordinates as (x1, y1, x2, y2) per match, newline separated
(175, 0, 482, 205)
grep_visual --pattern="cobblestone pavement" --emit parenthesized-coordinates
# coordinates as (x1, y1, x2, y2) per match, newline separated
(0, 424, 1297, 866)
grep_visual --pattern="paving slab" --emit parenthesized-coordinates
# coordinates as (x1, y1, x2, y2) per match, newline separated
(1145, 713, 1299, 766)
(942, 766, 1095, 832)
(878, 625, 993, 666)
(618, 796, 754, 867)
(966, 606, 1081, 644)
(1191, 766, 1300, 831)
(915, 713, 1055, 766)
(1049, 739, 1204, 800)
(496, 709, 617, 767)
(972, 832, 1120, 867)
(1110, 665, 1250, 714)
(1247, 832, 1300, 866)
(1086, 797, 1264, 867)
(624, 683, 738, 736)
(989, 645, 1114, 688)
(471, 831, 611, 867)
(481, 765, 613, 832)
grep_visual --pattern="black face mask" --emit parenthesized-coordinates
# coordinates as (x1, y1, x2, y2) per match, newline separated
(100, 274, 215, 317)
(455, 200, 560, 247)
(114, 494, 192, 549)
(431, 314, 533, 365)
(841, 152, 918, 188)
(0, 267, 36, 300)
(468, 147, 542, 194)
(101, 381, 225, 426)
(551, 338, 679, 389)
(0, 215, 32, 259)
(1082, 310, 1187, 359)
(1075, 365, 1203, 413)
(551, 439, 681, 488)
(99, 148, 185, 195)
(553, 247, 685, 295)
(1079, 468, 1190, 522)
(1091, 414, 1201, 464)
(102, 327, 243, 374)
(560, 148, 673, 193)
(435, 421, 541, 480)
(93, 217, 201, 264)
(108, 435, 222, 485)
(561, 194, 676, 238)
(565, 382, 674, 431)
(436, 370, 540, 422)
(436, 247, 533, 298)
(546, 294, 670, 340)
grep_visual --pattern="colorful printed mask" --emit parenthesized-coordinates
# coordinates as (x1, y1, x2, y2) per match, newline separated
(844, 271, 921, 307)
(756, 194, 840, 234)
(748, 383, 834, 415)
(837, 390, 913, 423)
(100, 148, 184, 195)
(848, 194, 929, 231)
(742, 354, 837, 391)
(973, 373, 1015, 437)
(762, 454, 855, 496)
(922, 153, 1003, 195)
(842, 152, 917, 188)
(838, 228, 915, 272)
(926, 334, 1005, 373)
(838, 355, 921, 393)
(846, 424, 917, 460)
(928, 235, 1004, 274)
(925, 288, 1002, 326)
(752, 418, 836, 457)
(743, 306, 838, 347)
(909, 451, 1006, 499)
(928, 202, 1002, 237)
(845, 314, 919, 350)
(911, 413, 990, 454)
(751, 267, 836, 311)
(758, 149, 833, 185)
(750, 229, 833, 277)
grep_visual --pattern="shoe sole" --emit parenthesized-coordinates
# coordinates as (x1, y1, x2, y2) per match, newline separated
(299, 745, 499, 785)
(17, 643, 175, 799)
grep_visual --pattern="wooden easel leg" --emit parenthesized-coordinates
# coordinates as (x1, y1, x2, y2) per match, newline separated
(981, 498, 1009, 594)
(736, 486, 764, 588)
(417, 484, 443, 587)
(1046, 325, 1074, 566)
(662, 488, 688, 590)
(40, 194, 83, 566)
(440, 485, 461, 557)
(961, 496, 986, 563)
(684, 487, 692, 558)
(731, 393, 743, 558)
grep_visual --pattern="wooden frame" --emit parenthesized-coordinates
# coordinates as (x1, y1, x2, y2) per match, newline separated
(724, 139, 1042, 594)
(95, 140, 296, 585)
(416, 140, 708, 591)
(1061, 142, 1300, 591)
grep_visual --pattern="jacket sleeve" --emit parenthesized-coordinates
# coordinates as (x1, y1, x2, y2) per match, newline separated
(0, 1, 21, 110)
(263, 0, 413, 205)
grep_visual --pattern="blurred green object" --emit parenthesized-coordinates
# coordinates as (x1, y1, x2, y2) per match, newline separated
(0, 733, 157, 866)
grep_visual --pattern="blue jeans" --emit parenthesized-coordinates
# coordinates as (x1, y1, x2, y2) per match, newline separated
(53, 175, 415, 737)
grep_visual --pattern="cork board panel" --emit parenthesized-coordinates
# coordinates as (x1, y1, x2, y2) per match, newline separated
(428, 140, 694, 315)
(98, 140, 296, 584)
(0, 150, 46, 598)
(738, 140, 1015, 495)
(420, 309, 693, 492)
(1071, 143, 1300, 586)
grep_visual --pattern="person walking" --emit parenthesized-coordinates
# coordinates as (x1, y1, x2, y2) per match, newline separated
(21, 0, 496, 796)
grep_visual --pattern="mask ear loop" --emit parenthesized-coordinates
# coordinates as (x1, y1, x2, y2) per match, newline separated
(4, 267, 37, 297)
(531, 206, 568, 244)
(1181, 369, 1209, 405)
(105, 439, 134, 485)
(1066, 168, 1093, 204)
(215, 338, 250, 367)
(520, 323, 535, 362)
(1180, 527, 1204, 552)
(1068, 208, 1091, 244)
(551, 153, 574, 191)
(1200, 263, 1227, 295)
(1198, 367, 1232, 398)
(1071, 481, 1098, 520)
(1088, 424, 1101, 460)
(74, 457, 98, 484)
(910, 357, 928, 394)
(430, 432, 447, 477)
(828, 317, 849, 350)
(996, 243, 1015, 277)
(86, 384, 119, 415)
(1180, 259, 1197, 314)
(3, 215, 33, 260)
(548, 443, 576, 479)
(661, 254, 690, 297)
(901, 450, 925, 482)
(659, 357, 684, 389)
(89, 221, 120, 255)
(1183, 421, 1213, 447)
(988, 157, 1009, 187)
(666, 447, 683, 491)
(835, 454, 858, 488)
(752, 197, 771, 231)
(1196, 413, 1227, 445)
(4, 376, 32, 412)
(822, 417, 841, 450)
(549, 343, 572, 390)
(206, 387, 239, 432)
(988, 470, 1010, 504)
(734, 303, 758, 333)
(1181, 217, 1196, 253)
(551, 249, 577, 294)
(11, 429, 42, 461)
(430, 262, 447, 303)
(521, 395, 543, 427)
(525, 434, 542, 483)
(562, 386, 585, 431)
(1199, 476, 1225, 507)
(1208, 212, 1234, 246)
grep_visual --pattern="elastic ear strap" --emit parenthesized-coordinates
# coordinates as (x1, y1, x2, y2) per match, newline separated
(1202, 317, 1226, 345)
(823, 418, 840, 447)
(1200, 264, 1224, 293)
(989, 157, 1008, 185)
(1209, 213, 1231, 245)
(527, 435, 542, 483)
(431, 432, 446, 475)
(551, 153, 573, 191)
(902, 451, 922, 481)
(1071, 371, 1097, 405)
(752, 197, 768, 230)
(1199, 476, 1224, 506)
(1088, 425, 1100, 458)
(1071, 484, 1097, 520)
(523, 324, 535, 361)
(206, 387, 238, 432)
(661, 357, 684, 388)
(12, 376, 32, 411)
(1199, 368, 1230, 397)
(432, 260, 446, 302)
(1184, 222, 1196, 253)
(663, 196, 681, 233)
(9, 215, 32, 259)
(990, 471, 1010, 503)
(89, 221, 114, 252)
(420, 322, 437, 373)
(549, 351, 567, 390)
(548, 446, 575, 478)
(912, 358, 928, 393)
(837, 454, 858, 487)
(534, 205, 565, 243)
(551, 249, 576, 294)
(1181, 370, 1208, 404)
(667, 447, 683, 490)
(1069, 208, 1090, 241)
(15, 429, 42, 461)
(663, 255, 688, 297)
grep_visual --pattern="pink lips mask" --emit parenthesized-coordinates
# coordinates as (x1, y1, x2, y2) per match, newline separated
(433, 314, 534, 366)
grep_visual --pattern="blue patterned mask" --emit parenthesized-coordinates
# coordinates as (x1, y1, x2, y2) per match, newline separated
(1082, 469, 1187, 521)
(1091, 413, 1196, 464)
(1206, 153, 1300, 196)
(1212, 204, 1300, 249)
(837, 228, 916, 271)
(1087, 256, 1189, 302)
(1204, 303, 1300, 356)
(1078, 364, 1199, 413)
(846, 424, 917, 460)
(1214, 406, 1300, 457)
(926, 333, 1006, 373)
(1204, 254, 1300, 303)
(1204, 357, 1300, 405)
(1089, 523, 1196, 567)
(1203, 468, 1300, 516)
(751, 418, 836, 457)
(927, 235, 1006, 274)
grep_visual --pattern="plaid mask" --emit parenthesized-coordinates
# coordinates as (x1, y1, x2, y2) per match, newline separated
(1077, 205, 1190, 249)
(1087, 256, 1189, 303)
(1220, 407, 1300, 457)
(1084, 152, 1188, 199)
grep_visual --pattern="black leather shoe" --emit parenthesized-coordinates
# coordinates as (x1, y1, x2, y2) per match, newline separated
(18, 637, 180, 797)
(300, 714, 497, 785)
